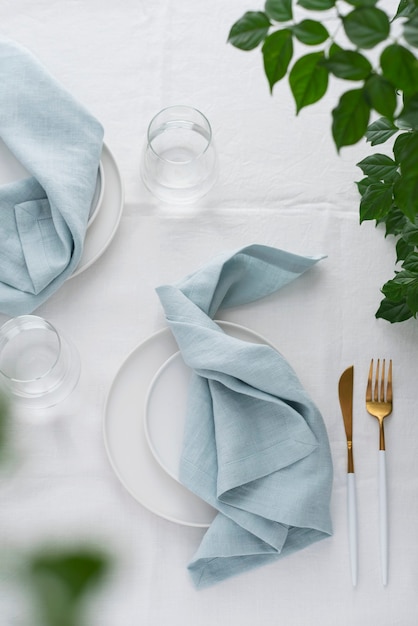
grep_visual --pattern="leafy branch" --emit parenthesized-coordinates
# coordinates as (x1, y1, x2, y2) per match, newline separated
(228, 0, 418, 323)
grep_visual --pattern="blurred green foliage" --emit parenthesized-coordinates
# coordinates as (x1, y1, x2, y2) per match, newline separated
(29, 549, 109, 626)
(0, 393, 111, 625)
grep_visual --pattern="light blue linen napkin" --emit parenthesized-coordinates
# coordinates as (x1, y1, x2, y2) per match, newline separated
(0, 39, 104, 315)
(156, 244, 333, 588)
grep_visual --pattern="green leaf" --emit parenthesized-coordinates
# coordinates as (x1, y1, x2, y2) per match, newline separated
(407, 282, 418, 312)
(343, 7, 390, 49)
(359, 181, 393, 221)
(345, 0, 378, 5)
(394, 173, 418, 222)
(398, 95, 418, 130)
(383, 268, 418, 315)
(262, 29, 293, 91)
(297, 0, 336, 9)
(329, 42, 343, 56)
(30, 551, 108, 604)
(292, 20, 329, 45)
(228, 12, 271, 50)
(403, 219, 418, 245)
(394, 132, 414, 162)
(397, 129, 418, 164)
(332, 89, 370, 149)
(381, 273, 414, 299)
(393, 0, 417, 20)
(403, 250, 418, 271)
(265, 0, 292, 22)
(404, 14, 418, 47)
(397, 132, 418, 194)
(29, 549, 110, 626)
(375, 296, 413, 322)
(380, 44, 418, 95)
(384, 206, 408, 237)
(396, 236, 414, 260)
(289, 52, 329, 113)
(382, 272, 410, 302)
(356, 176, 375, 195)
(322, 49, 372, 80)
(363, 74, 397, 118)
(356, 153, 398, 181)
(365, 117, 398, 145)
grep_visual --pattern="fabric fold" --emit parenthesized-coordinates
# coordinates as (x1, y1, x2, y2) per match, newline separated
(156, 244, 333, 588)
(0, 39, 104, 314)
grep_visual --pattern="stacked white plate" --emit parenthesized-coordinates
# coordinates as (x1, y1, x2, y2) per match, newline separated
(104, 321, 275, 527)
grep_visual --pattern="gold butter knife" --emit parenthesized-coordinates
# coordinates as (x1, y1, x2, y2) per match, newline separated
(338, 365, 358, 587)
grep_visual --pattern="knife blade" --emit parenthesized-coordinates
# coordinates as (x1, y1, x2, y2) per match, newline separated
(338, 365, 358, 587)
(339, 365, 354, 473)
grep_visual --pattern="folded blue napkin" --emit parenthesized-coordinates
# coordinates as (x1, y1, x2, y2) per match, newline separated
(0, 39, 104, 315)
(156, 244, 333, 588)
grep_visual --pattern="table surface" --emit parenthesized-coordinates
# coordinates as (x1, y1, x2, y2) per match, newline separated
(1, 1, 417, 624)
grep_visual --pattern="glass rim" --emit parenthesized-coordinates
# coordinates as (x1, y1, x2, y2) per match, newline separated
(146, 105, 213, 164)
(0, 315, 62, 384)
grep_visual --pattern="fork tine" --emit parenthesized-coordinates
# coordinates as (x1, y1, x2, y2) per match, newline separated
(380, 359, 385, 402)
(374, 358, 380, 402)
(366, 359, 373, 402)
(386, 359, 393, 403)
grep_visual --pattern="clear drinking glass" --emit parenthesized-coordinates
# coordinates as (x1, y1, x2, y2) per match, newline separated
(141, 105, 218, 204)
(0, 315, 80, 412)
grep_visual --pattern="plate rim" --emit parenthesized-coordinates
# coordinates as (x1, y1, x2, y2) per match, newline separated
(70, 142, 124, 278)
(143, 350, 186, 481)
(86, 160, 105, 229)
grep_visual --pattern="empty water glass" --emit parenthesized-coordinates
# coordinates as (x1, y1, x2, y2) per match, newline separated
(141, 105, 218, 204)
(0, 315, 80, 415)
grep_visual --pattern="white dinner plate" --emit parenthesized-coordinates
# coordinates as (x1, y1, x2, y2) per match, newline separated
(103, 321, 273, 527)
(0, 137, 124, 279)
(70, 143, 124, 278)
(144, 352, 191, 481)
(87, 160, 105, 228)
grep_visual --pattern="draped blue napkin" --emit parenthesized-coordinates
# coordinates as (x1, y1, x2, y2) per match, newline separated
(0, 39, 104, 315)
(156, 244, 333, 588)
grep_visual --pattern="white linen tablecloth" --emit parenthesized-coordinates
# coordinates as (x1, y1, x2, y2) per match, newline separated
(1, 1, 417, 624)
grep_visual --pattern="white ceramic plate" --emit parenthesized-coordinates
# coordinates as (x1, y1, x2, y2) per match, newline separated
(144, 352, 190, 481)
(70, 143, 124, 278)
(87, 160, 105, 228)
(0, 137, 124, 279)
(103, 321, 273, 526)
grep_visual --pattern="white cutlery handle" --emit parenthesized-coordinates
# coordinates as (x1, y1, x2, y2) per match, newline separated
(379, 450, 388, 586)
(347, 472, 358, 587)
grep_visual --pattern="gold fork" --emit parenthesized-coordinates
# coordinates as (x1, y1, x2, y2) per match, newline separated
(366, 358, 393, 586)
